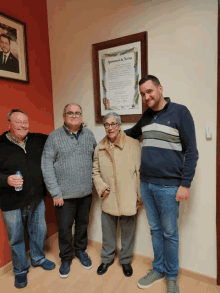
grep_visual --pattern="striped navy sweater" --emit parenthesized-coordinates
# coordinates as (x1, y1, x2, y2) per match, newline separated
(125, 98, 198, 188)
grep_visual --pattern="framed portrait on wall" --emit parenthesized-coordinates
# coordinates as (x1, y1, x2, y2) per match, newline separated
(92, 32, 147, 124)
(0, 11, 29, 83)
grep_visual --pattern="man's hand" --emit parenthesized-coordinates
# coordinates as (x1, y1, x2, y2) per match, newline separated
(101, 189, 110, 199)
(53, 197, 64, 206)
(7, 175, 23, 188)
(176, 186, 190, 202)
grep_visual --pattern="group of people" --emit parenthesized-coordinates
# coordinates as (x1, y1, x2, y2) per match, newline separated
(0, 75, 198, 293)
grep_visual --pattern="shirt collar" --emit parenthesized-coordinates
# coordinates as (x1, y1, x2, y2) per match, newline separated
(63, 123, 83, 136)
(6, 131, 28, 146)
(3, 52, 10, 59)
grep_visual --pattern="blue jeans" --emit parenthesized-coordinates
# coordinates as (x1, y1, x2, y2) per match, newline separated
(2, 199, 47, 275)
(140, 182, 179, 279)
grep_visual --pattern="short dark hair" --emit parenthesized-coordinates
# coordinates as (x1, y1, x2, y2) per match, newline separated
(139, 75, 161, 87)
(0, 34, 11, 44)
(7, 109, 27, 122)
(63, 103, 82, 114)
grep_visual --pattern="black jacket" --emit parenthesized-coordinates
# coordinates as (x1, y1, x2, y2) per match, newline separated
(0, 132, 48, 211)
(0, 51, 19, 73)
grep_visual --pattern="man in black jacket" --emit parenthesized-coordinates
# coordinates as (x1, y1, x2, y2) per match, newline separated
(0, 34, 19, 73)
(0, 109, 55, 289)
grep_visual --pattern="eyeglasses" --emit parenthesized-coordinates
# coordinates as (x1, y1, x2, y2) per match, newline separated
(104, 123, 118, 129)
(65, 111, 82, 117)
(12, 121, 29, 126)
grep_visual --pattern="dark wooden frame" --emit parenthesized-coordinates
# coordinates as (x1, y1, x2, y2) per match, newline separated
(0, 11, 29, 83)
(217, 0, 220, 286)
(92, 32, 148, 124)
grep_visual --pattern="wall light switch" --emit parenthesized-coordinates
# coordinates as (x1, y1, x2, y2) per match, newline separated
(206, 124, 212, 139)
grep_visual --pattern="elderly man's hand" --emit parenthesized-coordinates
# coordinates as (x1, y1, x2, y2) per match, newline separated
(101, 189, 110, 198)
(53, 197, 64, 206)
(7, 175, 23, 188)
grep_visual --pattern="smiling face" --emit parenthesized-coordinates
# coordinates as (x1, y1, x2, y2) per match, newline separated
(0, 36, 10, 54)
(8, 112, 29, 141)
(63, 104, 83, 130)
(139, 80, 164, 111)
(104, 117, 121, 143)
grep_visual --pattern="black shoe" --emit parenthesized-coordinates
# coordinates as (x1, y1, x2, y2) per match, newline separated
(97, 259, 114, 275)
(122, 263, 133, 277)
(14, 273, 27, 288)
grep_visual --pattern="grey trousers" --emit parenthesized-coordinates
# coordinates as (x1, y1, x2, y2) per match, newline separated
(101, 211, 137, 264)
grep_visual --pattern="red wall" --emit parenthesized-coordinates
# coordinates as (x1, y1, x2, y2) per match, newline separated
(0, 0, 58, 268)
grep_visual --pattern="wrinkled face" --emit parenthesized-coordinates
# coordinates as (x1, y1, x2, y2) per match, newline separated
(104, 117, 121, 142)
(139, 80, 163, 111)
(1, 36, 10, 54)
(63, 104, 83, 129)
(8, 112, 29, 140)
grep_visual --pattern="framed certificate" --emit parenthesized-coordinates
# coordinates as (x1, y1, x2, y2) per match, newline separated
(92, 32, 147, 123)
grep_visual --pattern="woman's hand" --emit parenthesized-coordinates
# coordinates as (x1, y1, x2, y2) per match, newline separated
(137, 196, 143, 208)
(101, 188, 110, 198)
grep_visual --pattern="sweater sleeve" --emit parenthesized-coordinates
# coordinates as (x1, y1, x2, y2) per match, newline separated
(124, 118, 143, 139)
(92, 146, 110, 197)
(0, 173, 10, 188)
(179, 107, 199, 188)
(41, 134, 63, 199)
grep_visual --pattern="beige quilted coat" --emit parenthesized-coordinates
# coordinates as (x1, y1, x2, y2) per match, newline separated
(93, 130, 141, 216)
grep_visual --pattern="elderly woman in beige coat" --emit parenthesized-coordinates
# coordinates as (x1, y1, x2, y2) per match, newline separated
(93, 112, 141, 278)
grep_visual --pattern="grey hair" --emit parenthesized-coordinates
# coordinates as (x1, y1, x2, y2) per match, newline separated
(63, 103, 82, 114)
(103, 112, 121, 125)
(7, 109, 27, 122)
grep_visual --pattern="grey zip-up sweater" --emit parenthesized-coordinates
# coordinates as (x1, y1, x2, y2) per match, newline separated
(41, 124, 97, 199)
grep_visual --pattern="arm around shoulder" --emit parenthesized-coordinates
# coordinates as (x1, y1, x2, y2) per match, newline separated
(41, 133, 63, 199)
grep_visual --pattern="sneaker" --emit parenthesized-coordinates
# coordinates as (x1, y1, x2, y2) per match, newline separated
(38, 259, 56, 270)
(75, 251, 92, 269)
(167, 279, 180, 293)
(137, 269, 165, 289)
(59, 261, 71, 278)
(15, 273, 27, 288)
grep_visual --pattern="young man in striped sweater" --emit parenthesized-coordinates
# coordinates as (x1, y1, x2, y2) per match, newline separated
(125, 75, 198, 293)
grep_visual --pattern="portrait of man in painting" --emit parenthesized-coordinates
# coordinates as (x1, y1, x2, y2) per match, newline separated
(0, 23, 19, 74)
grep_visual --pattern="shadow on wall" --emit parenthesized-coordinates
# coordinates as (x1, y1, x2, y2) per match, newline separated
(178, 175, 198, 227)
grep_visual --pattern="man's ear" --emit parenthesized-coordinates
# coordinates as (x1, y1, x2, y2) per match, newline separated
(159, 85, 163, 94)
(7, 121, 10, 129)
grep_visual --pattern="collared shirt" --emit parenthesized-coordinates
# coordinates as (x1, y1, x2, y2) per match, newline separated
(6, 132, 28, 152)
(63, 123, 83, 140)
(2, 51, 10, 64)
(109, 140, 114, 149)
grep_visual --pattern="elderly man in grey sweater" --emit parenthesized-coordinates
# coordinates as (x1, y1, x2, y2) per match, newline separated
(41, 103, 97, 279)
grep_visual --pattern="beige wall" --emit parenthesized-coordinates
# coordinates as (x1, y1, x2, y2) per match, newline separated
(47, 0, 217, 278)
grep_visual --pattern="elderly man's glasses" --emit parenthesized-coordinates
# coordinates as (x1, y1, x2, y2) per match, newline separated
(104, 123, 118, 129)
(11, 121, 29, 126)
(65, 111, 82, 117)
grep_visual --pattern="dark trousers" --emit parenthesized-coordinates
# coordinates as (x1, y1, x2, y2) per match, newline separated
(56, 194, 92, 262)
